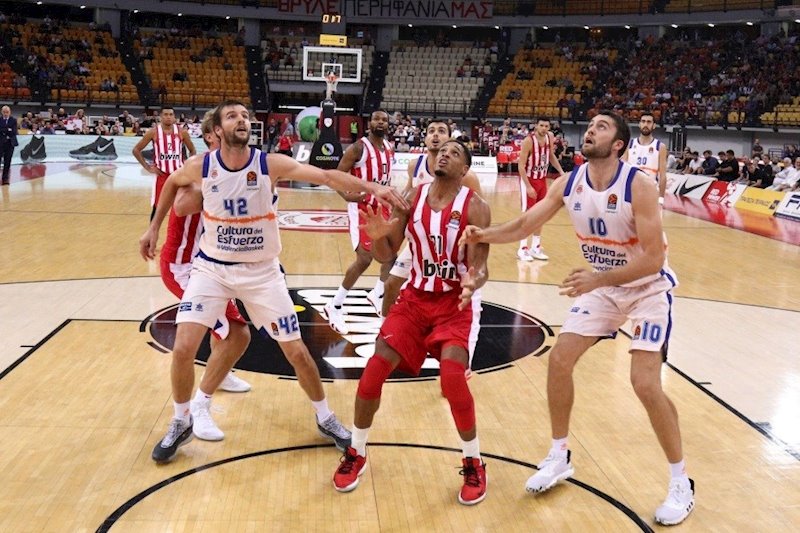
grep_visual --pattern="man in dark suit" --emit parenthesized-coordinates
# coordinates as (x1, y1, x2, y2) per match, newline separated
(1, 105, 19, 185)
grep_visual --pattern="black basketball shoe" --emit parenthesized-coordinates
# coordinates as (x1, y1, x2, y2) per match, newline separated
(151, 416, 194, 463)
(69, 136, 118, 161)
(20, 135, 47, 162)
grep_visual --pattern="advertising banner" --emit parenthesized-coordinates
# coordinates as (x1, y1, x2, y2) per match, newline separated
(774, 192, 800, 222)
(734, 187, 786, 215)
(702, 181, 747, 206)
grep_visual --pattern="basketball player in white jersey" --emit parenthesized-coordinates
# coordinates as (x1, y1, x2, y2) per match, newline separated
(382, 120, 482, 321)
(140, 110, 253, 443)
(133, 106, 197, 220)
(516, 117, 564, 261)
(461, 111, 694, 526)
(622, 112, 668, 202)
(332, 140, 491, 505)
(141, 101, 407, 464)
(325, 110, 395, 333)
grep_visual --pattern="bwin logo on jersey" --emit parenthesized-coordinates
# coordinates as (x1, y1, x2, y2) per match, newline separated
(159, 153, 181, 161)
(423, 258, 458, 280)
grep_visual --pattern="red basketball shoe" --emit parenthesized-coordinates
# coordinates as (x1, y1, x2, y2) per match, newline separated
(458, 457, 487, 505)
(333, 446, 367, 492)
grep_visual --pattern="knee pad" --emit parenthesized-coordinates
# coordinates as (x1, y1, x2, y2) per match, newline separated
(357, 354, 394, 400)
(440, 359, 475, 432)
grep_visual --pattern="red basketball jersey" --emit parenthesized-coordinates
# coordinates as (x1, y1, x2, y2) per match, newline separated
(406, 184, 473, 293)
(351, 136, 393, 208)
(161, 210, 202, 265)
(153, 124, 185, 175)
(525, 132, 552, 181)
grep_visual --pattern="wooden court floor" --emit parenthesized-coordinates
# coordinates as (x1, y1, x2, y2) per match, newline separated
(0, 163, 798, 532)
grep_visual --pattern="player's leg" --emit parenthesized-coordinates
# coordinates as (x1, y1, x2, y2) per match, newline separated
(367, 252, 395, 317)
(151, 259, 234, 462)
(526, 286, 623, 493)
(517, 175, 533, 260)
(326, 245, 372, 333)
(528, 179, 549, 260)
(240, 262, 351, 450)
(627, 281, 694, 525)
(333, 335, 403, 493)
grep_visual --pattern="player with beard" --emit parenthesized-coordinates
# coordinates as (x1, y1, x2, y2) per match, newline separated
(622, 112, 668, 202)
(325, 110, 395, 333)
(381, 120, 482, 321)
(460, 111, 694, 526)
(140, 101, 408, 464)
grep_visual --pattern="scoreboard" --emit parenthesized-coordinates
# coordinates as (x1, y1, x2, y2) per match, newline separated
(320, 13, 347, 46)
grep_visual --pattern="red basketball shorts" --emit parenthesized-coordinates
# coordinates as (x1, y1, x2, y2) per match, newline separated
(378, 286, 477, 376)
(520, 176, 548, 211)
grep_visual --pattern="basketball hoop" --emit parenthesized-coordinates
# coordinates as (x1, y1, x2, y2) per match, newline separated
(325, 72, 339, 100)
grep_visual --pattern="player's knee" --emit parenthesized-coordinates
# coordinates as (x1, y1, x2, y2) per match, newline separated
(631, 375, 661, 404)
(230, 322, 251, 349)
(440, 359, 475, 431)
(357, 354, 394, 400)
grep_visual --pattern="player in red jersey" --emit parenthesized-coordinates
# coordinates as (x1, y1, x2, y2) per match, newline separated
(332, 140, 491, 506)
(140, 110, 252, 443)
(516, 117, 563, 261)
(133, 106, 197, 220)
(324, 110, 395, 333)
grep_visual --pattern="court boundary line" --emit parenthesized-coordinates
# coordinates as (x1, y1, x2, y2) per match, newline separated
(94, 442, 654, 533)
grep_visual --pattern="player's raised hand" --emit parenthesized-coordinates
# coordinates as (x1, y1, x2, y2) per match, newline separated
(370, 183, 409, 211)
(559, 268, 600, 297)
(458, 266, 477, 310)
(139, 227, 159, 261)
(459, 225, 484, 247)
(358, 204, 399, 240)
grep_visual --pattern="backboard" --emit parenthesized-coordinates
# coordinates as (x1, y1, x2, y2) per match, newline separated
(302, 46, 362, 83)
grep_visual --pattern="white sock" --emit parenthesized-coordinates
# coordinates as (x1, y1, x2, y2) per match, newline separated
(669, 459, 688, 480)
(351, 426, 370, 456)
(174, 401, 191, 423)
(312, 398, 333, 422)
(550, 437, 568, 457)
(373, 278, 385, 297)
(193, 388, 212, 403)
(532, 235, 542, 249)
(331, 285, 348, 307)
(519, 238, 529, 250)
(461, 436, 481, 460)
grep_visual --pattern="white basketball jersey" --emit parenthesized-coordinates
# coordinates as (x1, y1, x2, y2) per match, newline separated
(562, 160, 675, 288)
(198, 148, 281, 263)
(627, 137, 662, 180)
(411, 154, 436, 187)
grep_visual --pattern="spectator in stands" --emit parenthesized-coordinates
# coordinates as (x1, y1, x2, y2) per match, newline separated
(276, 129, 293, 156)
(751, 139, 764, 158)
(770, 157, 800, 191)
(700, 150, 719, 175)
(742, 160, 767, 188)
(684, 151, 703, 175)
(716, 150, 740, 182)
(282, 117, 294, 137)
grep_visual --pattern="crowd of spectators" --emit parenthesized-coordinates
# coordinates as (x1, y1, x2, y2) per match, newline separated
(670, 141, 800, 191)
(16, 106, 204, 137)
(580, 29, 800, 127)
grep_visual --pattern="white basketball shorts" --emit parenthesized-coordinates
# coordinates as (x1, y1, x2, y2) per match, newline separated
(176, 255, 302, 342)
(561, 273, 678, 356)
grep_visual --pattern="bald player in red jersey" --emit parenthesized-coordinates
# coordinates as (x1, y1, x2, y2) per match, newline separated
(140, 109, 251, 444)
(133, 106, 196, 220)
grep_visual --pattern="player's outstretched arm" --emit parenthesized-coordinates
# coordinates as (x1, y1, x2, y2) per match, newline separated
(359, 203, 406, 264)
(268, 153, 409, 211)
(460, 173, 567, 247)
